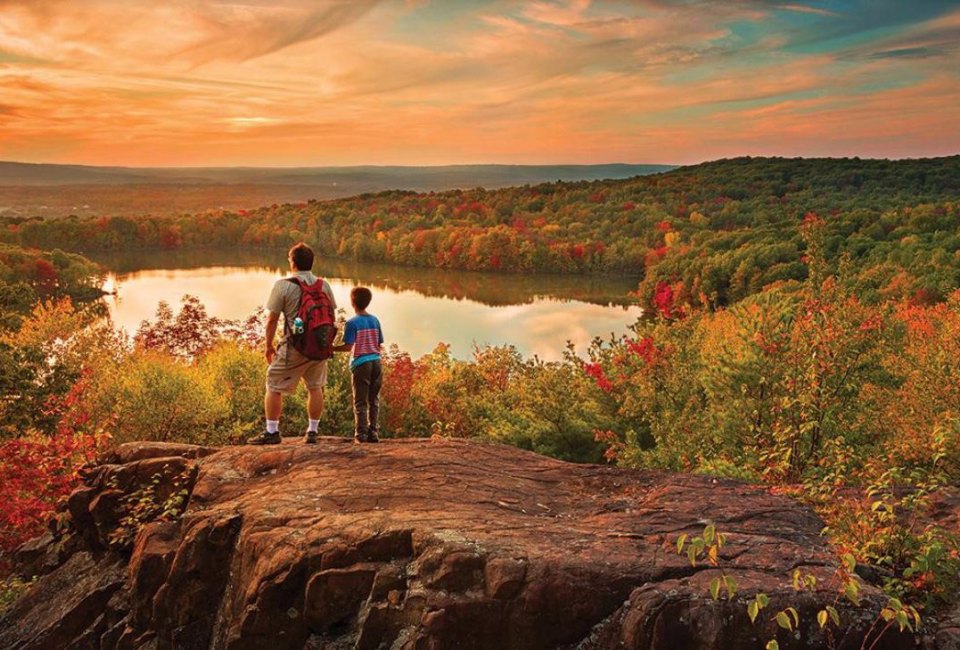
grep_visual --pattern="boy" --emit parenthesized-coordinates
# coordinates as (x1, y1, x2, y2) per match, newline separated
(335, 287, 384, 443)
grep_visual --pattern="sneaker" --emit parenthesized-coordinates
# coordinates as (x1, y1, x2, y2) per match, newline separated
(367, 432, 380, 443)
(248, 431, 281, 445)
(354, 432, 370, 444)
(304, 430, 318, 444)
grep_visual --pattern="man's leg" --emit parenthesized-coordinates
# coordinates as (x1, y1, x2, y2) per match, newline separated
(307, 386, 324, 419)
(305, 386, 324, 443)
(265, 389, 283, 421)
(249, 388, 283, 444)
(302, 359, 329, 444)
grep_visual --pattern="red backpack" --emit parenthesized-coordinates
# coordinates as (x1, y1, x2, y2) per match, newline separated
(286, 277, 337, 360)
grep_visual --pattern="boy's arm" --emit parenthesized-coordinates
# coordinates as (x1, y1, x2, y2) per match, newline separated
(335, 319, 356, 353)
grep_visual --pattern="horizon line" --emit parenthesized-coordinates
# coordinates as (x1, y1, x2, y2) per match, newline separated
(2, 153, 959, 171)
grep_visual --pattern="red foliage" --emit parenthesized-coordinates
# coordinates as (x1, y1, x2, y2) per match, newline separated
(626, 336, 660, 364)
(653, 281, 685, 319)
(802, 211, 823, 226)
(584, 363, 613, 392)
(413, 229, 430, 253)
(593, 429, 623, 463)
(656, 220, 672, 232)
(382, 352, 417, 431)
(622, 202, 636, 211)
(34, 258, 58, 290)
(644, 245, 668, 267)
(159, 225, 182, 249)
(910, 288, 937, 306)
(569, 244, 585, 260)
(0, 433, 102, 572)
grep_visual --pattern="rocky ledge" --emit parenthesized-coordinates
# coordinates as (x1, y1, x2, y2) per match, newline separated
(0, 438, 917, 649)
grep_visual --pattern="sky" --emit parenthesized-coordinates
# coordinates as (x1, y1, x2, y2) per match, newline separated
(0, 0, 958, 167)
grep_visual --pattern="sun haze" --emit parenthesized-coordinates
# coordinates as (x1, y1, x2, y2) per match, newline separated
(1, 0, 957, 166)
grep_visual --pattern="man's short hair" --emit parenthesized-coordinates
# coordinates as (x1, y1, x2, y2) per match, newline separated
(289, 242, 314, 271)
(351, 287, 373, 310)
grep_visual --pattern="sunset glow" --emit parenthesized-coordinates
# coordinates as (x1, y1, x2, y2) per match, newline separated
(1, 0, 958, 166)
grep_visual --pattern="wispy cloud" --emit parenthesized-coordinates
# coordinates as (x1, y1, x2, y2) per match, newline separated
(0, 0, 956, 165)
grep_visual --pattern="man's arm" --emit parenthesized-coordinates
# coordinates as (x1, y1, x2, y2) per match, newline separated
(265, 311, 280, 364)
(324, 280, 337, 311)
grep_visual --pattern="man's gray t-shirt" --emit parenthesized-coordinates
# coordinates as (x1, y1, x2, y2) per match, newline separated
(265, 271, 337, 337)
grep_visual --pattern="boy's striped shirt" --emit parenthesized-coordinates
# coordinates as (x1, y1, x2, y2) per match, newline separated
(344, 314, 384, 369)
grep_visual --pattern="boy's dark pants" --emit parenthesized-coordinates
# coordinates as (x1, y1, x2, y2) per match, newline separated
(351, 360, 382, 436)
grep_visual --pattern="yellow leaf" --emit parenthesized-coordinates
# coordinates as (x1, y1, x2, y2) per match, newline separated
(776, 611, 792, 631)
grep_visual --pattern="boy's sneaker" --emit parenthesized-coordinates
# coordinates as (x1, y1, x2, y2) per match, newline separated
(354, 433, 370, 443)
(304, 431, 318, 444)
(367, 432, 380, 443)
(247, 431, 281, 445)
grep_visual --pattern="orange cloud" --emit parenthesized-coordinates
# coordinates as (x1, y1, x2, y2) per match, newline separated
(0, 0, 956, 166)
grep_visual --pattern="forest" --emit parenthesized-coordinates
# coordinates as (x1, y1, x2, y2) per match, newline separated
(1, 157, 959, 631)
(3, 156, 959, 311)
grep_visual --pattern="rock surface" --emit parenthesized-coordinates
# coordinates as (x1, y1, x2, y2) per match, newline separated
(0, 437, 918, 649)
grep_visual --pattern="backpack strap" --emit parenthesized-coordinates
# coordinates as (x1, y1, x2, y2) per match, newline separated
(286, 276, 323, 291)
(283, 277, 307, 338)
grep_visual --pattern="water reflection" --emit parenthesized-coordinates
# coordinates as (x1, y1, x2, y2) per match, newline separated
(93, 249, 643, 361)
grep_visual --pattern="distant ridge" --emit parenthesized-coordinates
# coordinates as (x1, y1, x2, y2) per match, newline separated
(0, 161, 674, 188)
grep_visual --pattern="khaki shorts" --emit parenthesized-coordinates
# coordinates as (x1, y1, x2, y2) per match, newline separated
(266, 342, 328, 395)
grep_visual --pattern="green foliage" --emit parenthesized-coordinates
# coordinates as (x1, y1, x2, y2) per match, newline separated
(675, 525, 922, 649)
(5, 157, 959, 312)
(0, 243, 103, 326)
(0, 575, 34, 616)
(107, 471, 192, 549)
(95, 351, 229, 445)
(313, 350, 355, 436)
(0, 299, 121, 438)
(377, 344, 609, 462)
(196, 343, 270, 440)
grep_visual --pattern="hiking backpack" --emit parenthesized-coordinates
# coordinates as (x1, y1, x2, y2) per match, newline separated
(286, 277, 337, 360)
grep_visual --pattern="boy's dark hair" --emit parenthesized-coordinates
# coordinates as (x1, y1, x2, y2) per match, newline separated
(351, 287, 373, 310)
(288, 242, 314, 271)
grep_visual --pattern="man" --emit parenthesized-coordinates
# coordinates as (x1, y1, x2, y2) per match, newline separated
(248, 242, 337, 445)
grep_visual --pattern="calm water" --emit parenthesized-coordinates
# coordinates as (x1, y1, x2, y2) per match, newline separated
(93, 250, 643, 361)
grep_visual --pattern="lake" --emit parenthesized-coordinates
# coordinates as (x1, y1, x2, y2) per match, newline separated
(93, 250, 644, 361)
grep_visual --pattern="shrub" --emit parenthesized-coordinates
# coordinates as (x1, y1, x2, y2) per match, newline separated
(0, 432, 101, 573)
(93, 351, 228, 445)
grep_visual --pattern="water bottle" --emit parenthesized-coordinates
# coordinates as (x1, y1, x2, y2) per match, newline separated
(293, 317, 304, 335)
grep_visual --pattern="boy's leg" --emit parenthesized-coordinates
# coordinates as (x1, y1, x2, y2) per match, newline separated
(352, 364, 372, 441)
(368, 361, 383, 442)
